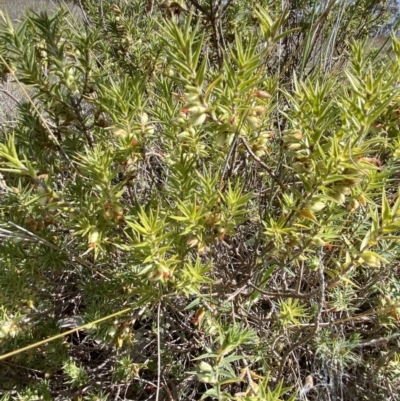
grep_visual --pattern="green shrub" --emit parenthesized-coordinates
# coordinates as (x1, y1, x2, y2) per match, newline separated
(0, 1, 400, 400)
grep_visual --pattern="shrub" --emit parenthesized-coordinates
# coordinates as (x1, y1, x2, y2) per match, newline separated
(0, 1, 400, 400)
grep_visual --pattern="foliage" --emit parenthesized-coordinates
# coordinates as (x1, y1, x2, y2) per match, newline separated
(0, 0, 400, 400)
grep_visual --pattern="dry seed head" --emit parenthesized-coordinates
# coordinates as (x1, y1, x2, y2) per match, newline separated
(144, 125, 154, 135)
(286, 143, 301, 150)
(177, 131, 190, 140)
(304, 375, 314, 390)
(283, 130, 303, 142)
(159, 0, 171, 8)
(347, 199, 360, 211)
(192, 308, 205, 325)
(216, 133, 227, 146)
(112, 128, 128, 138)
(260, 131, 274, 139)
(110, 4, 121, 14)
(312, 237, 326, 247)
(247, 116, 261, 130)
(359, 252, 380, 268)
(340, 178, 362, 187)
(308, 201, 326, 212)
(199, 362, 213, 373)
(185, 84, 202, 94)
(189, 112, 207, 126)
(88, 228, 99, 244)
(331, 191, 346, 204)
(333, 186, 351, 195)
(254, 105, 267, 116)
(254, 149, 266, 157)
(187, 105, 207, 114)
(148, 265, 170, 281)
(172, 116, 186, 126)
(139, 112, 149, 125)
(198, 243, 210, 255)
(112, 205, 124, 220)
(358, 157, 382, 168)
(293, 162, 306, 174)
(185, 93, 200, 103)
(170, 1, 187, 11)
(186, 236, 199, 247)
(357, 194, 367, 206)
(254, 89, 272, 99)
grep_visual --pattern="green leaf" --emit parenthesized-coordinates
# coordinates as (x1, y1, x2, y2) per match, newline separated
(204, 74, 222, 103)
(184, 298, 200, 310)
(195, 53, 207, 87)
(382, 188, 392, 227)
(391, 190, 400, 218)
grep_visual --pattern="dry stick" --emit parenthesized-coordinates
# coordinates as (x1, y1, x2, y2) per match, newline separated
(221, 284, 249, 306)
(220, 127, 240, 185)
(186, 0, 210, 17)
(221, 0, 235, 15)
(209, 1, 224, 68)
(353, 333, 400, 349)
(242, 358, 258, 396)
(74, 0, 91, 26)
(155, 302, 162, 401)
(146, 0, 155, 15)
(240, 137, 286, 191)
(247, 281, 319, 300)
(133, 377, 157, 389)
(218, 10, 227, 53)
(276, 262, 325, 382)
(286, 303, 400, 330)
(162, 377, 176, 401)
(0, 307, 132, 361)
(0, 88, 21, 106)
(279, 0, 336, 79)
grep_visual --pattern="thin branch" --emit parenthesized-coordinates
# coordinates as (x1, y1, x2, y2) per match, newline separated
(0, 307, 132, 361)
(353, 333, 400, 349)
(0, 88, 21, 106)
(242, 359, 258, 395)
(221, 284, 249, 306)
(286, 305, 399, 329)
(186, 0, 210, 17)
(6, 221, 108, 280)
(155, 302, 162, 401)
(209, 0, 224, 68)
(247, 281, 319, 299)
(240, 137, 287, 191)
(280, 0, 336, 78)
(222, 0, 235, 15)
(276, 261, 325, 382)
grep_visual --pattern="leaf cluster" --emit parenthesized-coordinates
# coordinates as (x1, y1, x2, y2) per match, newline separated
(0, 1, 400, 400)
